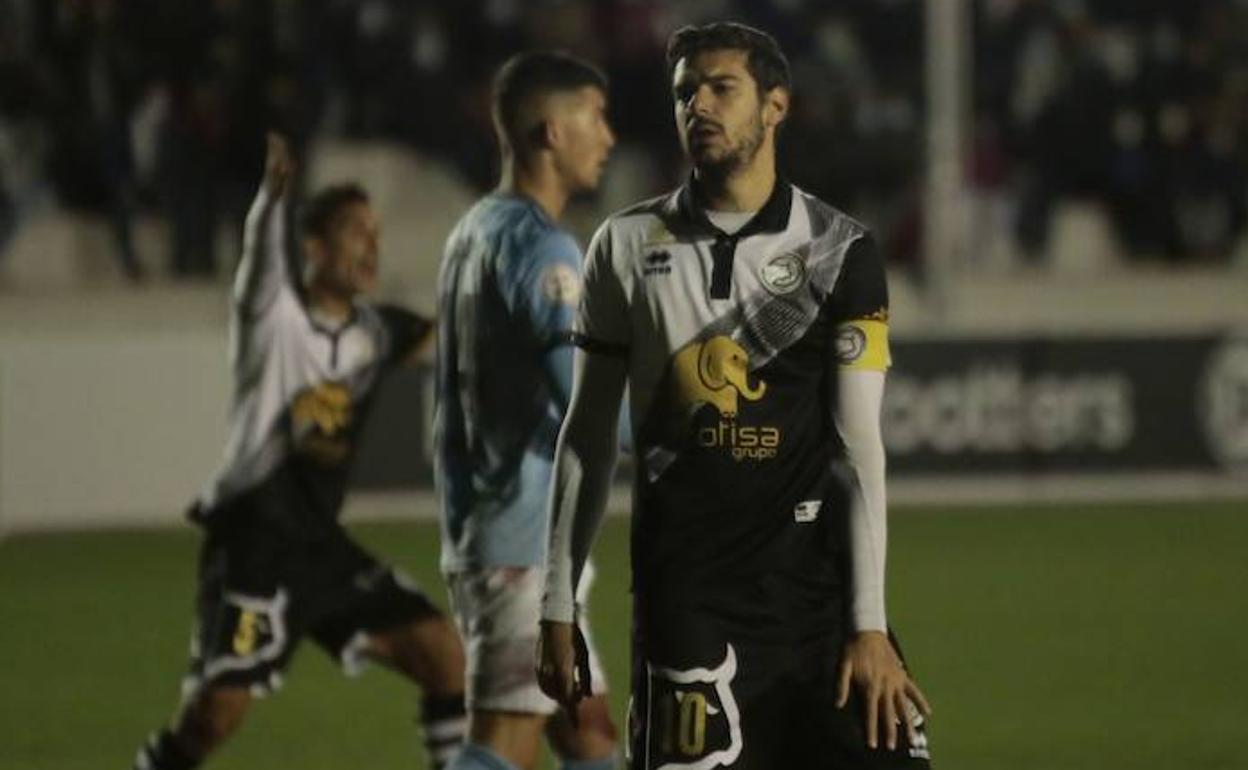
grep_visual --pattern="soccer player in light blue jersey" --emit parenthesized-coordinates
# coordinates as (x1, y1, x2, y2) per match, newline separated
(434, 52, 619, 770)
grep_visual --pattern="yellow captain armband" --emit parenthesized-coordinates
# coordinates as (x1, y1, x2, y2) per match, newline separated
(834, 319, 891, 370)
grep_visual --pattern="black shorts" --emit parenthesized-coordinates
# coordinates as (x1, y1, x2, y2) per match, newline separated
(183, 513, 440, 697)
(628, 608, 932, 770)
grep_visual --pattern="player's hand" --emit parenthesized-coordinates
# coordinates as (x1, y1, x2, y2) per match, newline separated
(537, 620, 591, 721)
(264, 131, 293, 195)
(837, 630, 931, 751)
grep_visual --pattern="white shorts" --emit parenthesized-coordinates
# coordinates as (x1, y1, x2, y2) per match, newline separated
(447, 562, 606, 714)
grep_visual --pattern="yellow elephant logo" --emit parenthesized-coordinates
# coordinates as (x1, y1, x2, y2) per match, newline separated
(670, 336, 767, 419)
(290, 382, 353, 465)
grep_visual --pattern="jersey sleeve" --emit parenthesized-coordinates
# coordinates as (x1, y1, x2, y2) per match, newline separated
(498, 229, 583, 352)
(233, 184, 293, 318)
(375, 304, 434, 367)
(828, 233, 891, 371)
(574, 222, 631, 357)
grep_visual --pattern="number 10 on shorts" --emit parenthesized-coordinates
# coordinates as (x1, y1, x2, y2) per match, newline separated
(645, 646, 744, 770)
(658, 689, 709, 755)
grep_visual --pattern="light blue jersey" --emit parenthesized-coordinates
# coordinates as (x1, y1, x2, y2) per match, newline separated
(435, 193, 583, 572)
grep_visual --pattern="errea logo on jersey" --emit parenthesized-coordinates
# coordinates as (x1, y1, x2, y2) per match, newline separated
(643, 250, 672, 276)
(669, 336, 781, 462)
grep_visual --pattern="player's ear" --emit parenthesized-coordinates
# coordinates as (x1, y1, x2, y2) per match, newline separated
(536, 117, 559, 150)
(762, 86, 789, 129)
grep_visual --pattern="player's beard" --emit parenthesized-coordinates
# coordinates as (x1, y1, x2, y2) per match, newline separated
(693, 109, 765, 179)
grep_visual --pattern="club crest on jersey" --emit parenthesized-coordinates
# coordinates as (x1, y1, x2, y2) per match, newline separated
(290, 382, 353, 465)
(645, 645, 743, 770)
(759, 251, 805, 295)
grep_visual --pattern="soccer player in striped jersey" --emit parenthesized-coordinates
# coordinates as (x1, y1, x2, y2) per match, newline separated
(538, 23, 933, 769)
(134, 133, 467, 770)
(435, 52, 620, 770)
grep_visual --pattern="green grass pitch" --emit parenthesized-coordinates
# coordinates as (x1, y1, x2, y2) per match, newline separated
(1, 501, 1245, 770)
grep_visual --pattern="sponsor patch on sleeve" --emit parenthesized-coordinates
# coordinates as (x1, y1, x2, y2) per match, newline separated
(542, 263, 582, 306)
(835, 319, 891, 370)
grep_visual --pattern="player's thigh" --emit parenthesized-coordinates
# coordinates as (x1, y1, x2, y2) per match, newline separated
(798, 634, 932, 770)
(628, 611, 754, 770)
(182, 523, 303, 700)
(364, 612, 465, 692)
(445, 566, 561, 715)
(302, 528, 446, 680)
(631, 615, 929, 770)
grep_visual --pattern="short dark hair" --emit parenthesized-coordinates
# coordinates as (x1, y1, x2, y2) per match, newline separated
(666, 22, 791, 93)
(301, 183, 369, 240)
(492, 50, 608, 157)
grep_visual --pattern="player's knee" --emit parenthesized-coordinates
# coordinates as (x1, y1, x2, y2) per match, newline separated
(550, 697, 618, 761)
(463, 710, 547, 770)
(370, 616, 465, 694)
(179, 686, 252, 752)
(417, 614, 467, 668)
(447, 741, 525, 770)
(576, 698, 618, 745)
(558, 755, 618, 770)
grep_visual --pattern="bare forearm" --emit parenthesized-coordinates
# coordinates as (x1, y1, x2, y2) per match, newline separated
(234, 133, 293, 313)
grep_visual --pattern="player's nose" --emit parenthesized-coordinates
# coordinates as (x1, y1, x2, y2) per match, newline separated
(690, 84, 715, 117)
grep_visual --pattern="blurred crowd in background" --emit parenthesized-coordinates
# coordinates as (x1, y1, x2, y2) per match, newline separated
(0, 0, 1246, 285)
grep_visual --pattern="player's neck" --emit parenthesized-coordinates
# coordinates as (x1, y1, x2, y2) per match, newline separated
(305, 281, 355, 324)
(694, 148, 777, 213)
(499, 160, 569, 222)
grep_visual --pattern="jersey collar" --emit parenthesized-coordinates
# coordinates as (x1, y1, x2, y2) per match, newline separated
(672, 172, 792, 238)
(307, 302, 360, 336)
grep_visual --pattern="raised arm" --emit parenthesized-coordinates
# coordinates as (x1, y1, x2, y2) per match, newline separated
(233, 132, 294, 316)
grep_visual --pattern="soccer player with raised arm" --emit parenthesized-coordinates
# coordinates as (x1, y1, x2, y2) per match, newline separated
(133, 134, 468, 770)
(434, 53, 620, 770)
(537, 23, 933, 769)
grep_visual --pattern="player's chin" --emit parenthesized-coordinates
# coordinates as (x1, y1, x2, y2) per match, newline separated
(689, 145, 727, 167)
(354, 269, 379, 294)
(577, 166, 605, 192)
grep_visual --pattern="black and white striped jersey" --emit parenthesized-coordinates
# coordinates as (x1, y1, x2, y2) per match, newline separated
(194, 186, 430, 535)
(576, 178, 890, 635)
